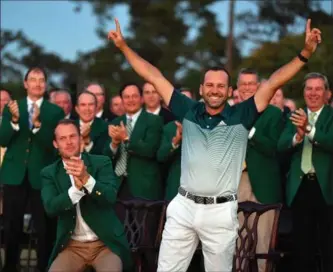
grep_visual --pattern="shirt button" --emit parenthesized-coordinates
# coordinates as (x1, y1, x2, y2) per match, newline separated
(209, 117, 212, 120)
(206, 125, 209, 128)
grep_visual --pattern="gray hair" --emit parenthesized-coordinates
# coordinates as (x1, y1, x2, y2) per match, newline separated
(304, 72, 329, 90)
(83, 81, 105, 95)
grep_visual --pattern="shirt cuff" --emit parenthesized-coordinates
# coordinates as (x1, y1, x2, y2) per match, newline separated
(85, 141, 94, 152)
(307, 126, 316, 141)
(110, 143, 118, 154)
(11, 122, 19, 131)
(32, 126, 41, 134)
(248, 127, 256, 139)
(292, 133, 303, 146)
(68, 185, 85, 204)
(83, 175, 96, 194)
(171, 142, 180, 149)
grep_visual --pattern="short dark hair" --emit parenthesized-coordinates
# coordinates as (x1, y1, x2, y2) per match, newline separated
(54, 119, 80, 140)
(119, 82, 143, 97)
(24, 67, 48, 82)
(0, 88, 13, 99)
(77, 90, 98, 106)
(303, 72, 330, 90)
(237, 68, 259, 83)
(201, 66, 231, 86)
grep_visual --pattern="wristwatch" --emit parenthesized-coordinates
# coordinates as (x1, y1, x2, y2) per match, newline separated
(305, 124, 312, 134)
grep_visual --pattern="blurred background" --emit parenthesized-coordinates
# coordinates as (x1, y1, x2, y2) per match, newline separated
(1, 0, 333, 105)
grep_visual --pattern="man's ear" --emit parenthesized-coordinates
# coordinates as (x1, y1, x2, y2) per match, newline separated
(228, 86, 233, 98)
(53, 140, 58, 149)
(199, 84, 203, 96)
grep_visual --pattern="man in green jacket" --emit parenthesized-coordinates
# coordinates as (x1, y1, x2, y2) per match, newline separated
(278, 72, 333, 272)
(237, 68, 283, 272)
(0, 67, 64, 272)
(41, 119, 131, 272)
(75, 91, 108, 155)
(105, 83, 163, 200)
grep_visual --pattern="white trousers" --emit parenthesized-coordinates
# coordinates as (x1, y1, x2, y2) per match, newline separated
(157, 193, 239, 272)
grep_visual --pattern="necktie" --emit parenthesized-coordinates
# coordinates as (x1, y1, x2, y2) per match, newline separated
(115, 117, 133, 177)
(301, 112, 316, 174)
(28, 103, 35, 129)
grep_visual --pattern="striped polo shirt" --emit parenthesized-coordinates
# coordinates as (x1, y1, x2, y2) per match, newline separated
(169, 90, 260, 197)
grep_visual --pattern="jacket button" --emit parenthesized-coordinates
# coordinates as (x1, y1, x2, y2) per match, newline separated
(26, 149, 29, 153)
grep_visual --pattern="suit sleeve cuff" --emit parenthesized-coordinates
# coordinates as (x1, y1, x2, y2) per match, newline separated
(68, 185, 85, 204)
(85, 141, 94, 152)
(11, 122, 20, 131)
(84, 175, 96, 194)
(110, 143, 118, 154)
(32, 126, 41, 134)
(248, 127, 256, 139)
(307, 126, 316, 141)
(292, 133, 303, 146)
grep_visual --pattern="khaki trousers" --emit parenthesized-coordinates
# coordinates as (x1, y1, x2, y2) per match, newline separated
(237, 171, 275, 272)
(49, 239, 122, 272)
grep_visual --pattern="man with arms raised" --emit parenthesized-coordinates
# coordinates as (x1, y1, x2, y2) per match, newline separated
(108, 19, 321, 271)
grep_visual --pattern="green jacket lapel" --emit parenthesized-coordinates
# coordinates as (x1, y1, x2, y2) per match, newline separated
(82, 152, 93, 174)
(130, 110, 146, 143)
(56, 159, 72, 192)
(315, 105, 329, 128)
(19, 97, 29, 129)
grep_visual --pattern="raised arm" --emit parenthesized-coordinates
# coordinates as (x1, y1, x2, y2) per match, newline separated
(254, 19, 321, 112)
(108, 19, 174, 105)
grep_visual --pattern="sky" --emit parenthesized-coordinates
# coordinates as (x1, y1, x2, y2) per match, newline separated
(1, 0, 332, 62)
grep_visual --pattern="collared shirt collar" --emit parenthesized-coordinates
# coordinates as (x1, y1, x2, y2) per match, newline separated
(146, 106, 161, 115)
(96, 110, 103, 118)
(79, 119, 94, 127)
(198, 101, 232, 119)
(27, 96, 43, 108)
(126, 108, 142, 127)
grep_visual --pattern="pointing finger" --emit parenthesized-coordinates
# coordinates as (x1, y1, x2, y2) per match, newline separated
(306, 18, 311, 34)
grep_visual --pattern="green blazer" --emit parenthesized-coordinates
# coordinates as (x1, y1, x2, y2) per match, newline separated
(157, 122, 181, 201)
(77, 118, 108, 155)
(41, 153, 132, 270)
(104, 110, 163, 200)
(0, 97, 64, 189)
(278, 105, 333, 206)
(246, 105, 283, 204)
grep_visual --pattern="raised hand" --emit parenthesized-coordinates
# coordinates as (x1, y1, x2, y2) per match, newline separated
(80, 123, 91, 145)
(172, 121, 183, 146)
(32, 103, 41, 127)
(304, 19, 321, 54)
(8, 100, 20, 122)
(64, 156, 90, 184)
(108, 18, 126, 49)
(290, 108, 308, 141)
(108, 125, 122, 144)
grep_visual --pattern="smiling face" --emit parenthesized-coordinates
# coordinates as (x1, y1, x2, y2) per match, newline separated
(75, 92, 97, 123)
(237, 73, 259, 101)
(304, 78, 326, 112)
(121, 85, 143, 115)
(200, 70, 232, 112)
(270, 88, 284, 110)
(86, 84, 105, 112)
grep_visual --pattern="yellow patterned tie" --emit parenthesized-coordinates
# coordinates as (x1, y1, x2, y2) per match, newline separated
(301, 112, 316, 174)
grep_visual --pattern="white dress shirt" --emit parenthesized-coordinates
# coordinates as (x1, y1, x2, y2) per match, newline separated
(146, 106, 161, 115)
(96, 110, 103, 118)
(11, 96, 43, 134)
(65, 160, 98, 242)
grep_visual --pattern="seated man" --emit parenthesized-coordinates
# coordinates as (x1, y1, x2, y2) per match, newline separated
(41, 119, 132, 272)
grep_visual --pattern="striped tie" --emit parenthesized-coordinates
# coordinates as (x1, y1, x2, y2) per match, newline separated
(115, 117, 133, 177)
(28, 103, 35, 129)
(301, 112, 316, 174)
